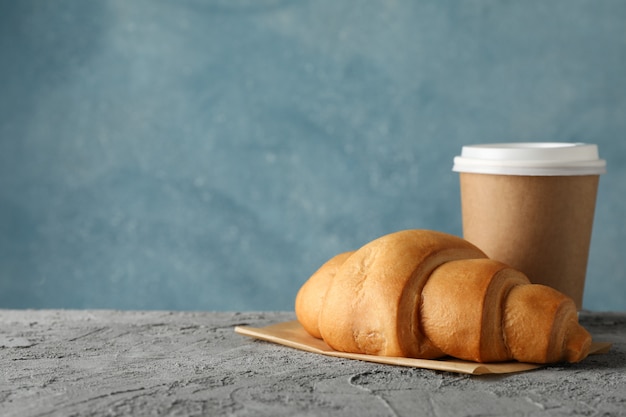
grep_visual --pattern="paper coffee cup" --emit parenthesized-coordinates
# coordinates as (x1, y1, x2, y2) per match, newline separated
(453, 143, 606, 309)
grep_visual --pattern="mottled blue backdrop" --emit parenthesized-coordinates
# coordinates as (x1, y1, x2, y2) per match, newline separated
(1, 1, 625, 311)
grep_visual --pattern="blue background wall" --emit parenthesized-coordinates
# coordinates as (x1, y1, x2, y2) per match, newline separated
(1, 0, 625, 312)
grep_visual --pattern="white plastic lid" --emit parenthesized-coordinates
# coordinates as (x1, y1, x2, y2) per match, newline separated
(452, 142, 606, 176)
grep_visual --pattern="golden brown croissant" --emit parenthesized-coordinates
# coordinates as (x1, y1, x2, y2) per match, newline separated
(295, 229, 591, 364)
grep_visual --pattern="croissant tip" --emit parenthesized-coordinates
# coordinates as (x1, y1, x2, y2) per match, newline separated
(564, 326, 592, 363)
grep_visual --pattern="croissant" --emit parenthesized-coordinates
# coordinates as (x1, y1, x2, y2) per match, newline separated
(295, 229, 591, 364)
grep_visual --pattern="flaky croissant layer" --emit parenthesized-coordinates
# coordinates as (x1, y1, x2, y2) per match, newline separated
(295, 229, 591, 364)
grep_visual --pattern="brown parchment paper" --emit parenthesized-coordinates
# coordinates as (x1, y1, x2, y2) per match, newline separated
(235, 321, 612, 375)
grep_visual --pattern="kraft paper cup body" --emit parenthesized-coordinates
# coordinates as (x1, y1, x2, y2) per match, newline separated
(453, 143, 606, 309)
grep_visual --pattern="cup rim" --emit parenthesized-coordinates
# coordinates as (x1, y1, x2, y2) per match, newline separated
(452, 142, 606, 176)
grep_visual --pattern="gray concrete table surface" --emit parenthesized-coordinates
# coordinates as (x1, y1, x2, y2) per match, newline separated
(0, 310, 624, 417)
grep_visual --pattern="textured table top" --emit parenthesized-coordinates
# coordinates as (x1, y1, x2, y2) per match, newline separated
(0, 310, 625, 417)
